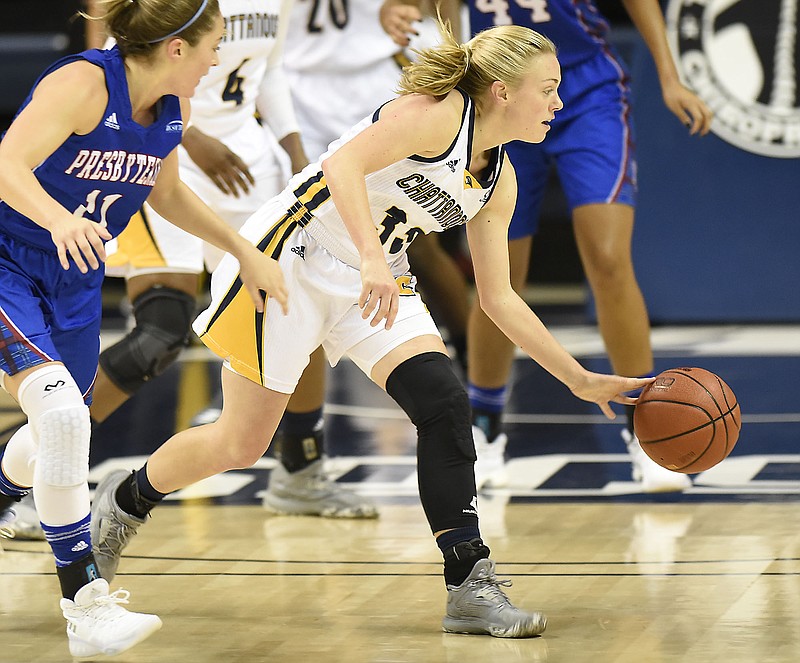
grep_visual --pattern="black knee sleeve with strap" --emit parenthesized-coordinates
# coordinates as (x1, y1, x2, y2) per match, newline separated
(385, 352, 478, 533)
(99, 286, 195, 394)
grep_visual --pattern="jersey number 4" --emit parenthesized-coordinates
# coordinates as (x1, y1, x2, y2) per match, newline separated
(474, 0, 551, 25)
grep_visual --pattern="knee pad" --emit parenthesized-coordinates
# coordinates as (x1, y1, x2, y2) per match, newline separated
(99, 286, 195, 393)
(386, 352, 474, 462)
(17, 364, 90, 487)
(386, 352, 478, 532)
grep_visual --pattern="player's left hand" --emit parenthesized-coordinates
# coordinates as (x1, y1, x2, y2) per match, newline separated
(380, 0, 422, 47)
(237, 247, 288, 315)
(569, 373, 655, 420)
(661, 80, 713, 136)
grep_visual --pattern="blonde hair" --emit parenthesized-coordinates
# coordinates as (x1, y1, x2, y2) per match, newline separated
(85, 0, 220, 57)
(398, 20, 556, 107)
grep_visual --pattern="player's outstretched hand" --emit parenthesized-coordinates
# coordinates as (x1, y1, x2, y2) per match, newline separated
(661, 79, 713, 136)
(238, 247, 288, 315)
(569, 373, 655, 420)
(50, 214, 112, 272)
(379, 0, 422, 47)
(359, 256, 399, 329)
(183, 127, 255, 197)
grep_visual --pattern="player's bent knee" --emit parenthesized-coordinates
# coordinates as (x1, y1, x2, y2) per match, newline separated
(16, 364, 91, 487)
(99, 286, 195, 393)
(385, 352, 475, 462)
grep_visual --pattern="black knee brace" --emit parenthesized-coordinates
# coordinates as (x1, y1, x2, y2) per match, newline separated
(385, 352, 478, 533)
(99, 286, 195, 394)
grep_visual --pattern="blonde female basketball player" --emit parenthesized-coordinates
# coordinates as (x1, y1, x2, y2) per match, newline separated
(92, 20, 652, 637)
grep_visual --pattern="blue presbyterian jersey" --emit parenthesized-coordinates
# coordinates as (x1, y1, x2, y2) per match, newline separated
(469, 0, 614, 69)
(0, 46, 183, 252)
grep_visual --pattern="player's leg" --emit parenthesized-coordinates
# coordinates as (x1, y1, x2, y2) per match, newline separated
(93, 206, 203, 422)
(91, 365, 291, 581)
(91, 219, 325, 578)
(572, 202, 651, 378)
(0, 263, 161, 657)
(341, 291, 545, 637)
(91, 271, 198, 422)
(557, 60, 690, 492)
(263, 346, 378, 518)
(573, 203, 690, 492)
(407, 231, 471, 372)
(467, 236, 533, 488)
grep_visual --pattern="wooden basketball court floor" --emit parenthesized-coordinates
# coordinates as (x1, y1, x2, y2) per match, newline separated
(2, 323, 799, 663)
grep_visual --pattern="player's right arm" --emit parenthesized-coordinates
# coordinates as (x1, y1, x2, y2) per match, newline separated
(320, 92, 459, 330)
(0, 61, 112, 272)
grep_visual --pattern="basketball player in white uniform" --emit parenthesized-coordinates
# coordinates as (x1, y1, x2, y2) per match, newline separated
(91, 22, 652, 636)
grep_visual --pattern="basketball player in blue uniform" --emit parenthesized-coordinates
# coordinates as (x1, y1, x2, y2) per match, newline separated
(385, 0, 713, 492)
(90, 20, 653, 637)
(0, 0, 287, 656)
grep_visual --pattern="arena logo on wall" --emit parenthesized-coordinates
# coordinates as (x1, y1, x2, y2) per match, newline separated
(667, 0, 800, 158)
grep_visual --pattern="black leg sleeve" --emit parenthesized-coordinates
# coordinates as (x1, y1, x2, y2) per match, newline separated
(385, 352, 478, 533)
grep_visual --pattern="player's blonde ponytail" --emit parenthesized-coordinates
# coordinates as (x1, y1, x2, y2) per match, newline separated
(398, 20, 556, 110)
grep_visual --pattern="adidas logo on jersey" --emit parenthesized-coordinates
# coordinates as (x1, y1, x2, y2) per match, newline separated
(446, 159, 459, 172)
(103, 112, 120, 130)
(291, 245, 306, 260)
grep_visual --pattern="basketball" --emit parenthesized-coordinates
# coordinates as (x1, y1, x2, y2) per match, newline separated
(633, 367, 741, 474)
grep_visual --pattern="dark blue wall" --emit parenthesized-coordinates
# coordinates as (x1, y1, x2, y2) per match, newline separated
(628, 40, 800, 322)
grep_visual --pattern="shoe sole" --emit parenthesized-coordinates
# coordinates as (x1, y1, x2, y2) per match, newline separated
(262, 494, 378, 519)
(443, 614, 547, 638)
(69, 617, 162, 658)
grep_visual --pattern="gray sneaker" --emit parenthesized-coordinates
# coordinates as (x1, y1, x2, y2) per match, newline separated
(263, 459, 378, 519)
(443, 558, 547, 638)
(91, 470, 145, 581)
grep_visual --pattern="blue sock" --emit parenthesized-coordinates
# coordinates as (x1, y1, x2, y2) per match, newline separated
(43, 513, 92, 567)
(0, 447, 29, 498)
(467, 384, 507, 413)
(436, 526, 482, 554)
(468, 383, 507, 441)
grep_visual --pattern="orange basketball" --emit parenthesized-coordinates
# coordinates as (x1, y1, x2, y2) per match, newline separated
(633, 367, 741, 473)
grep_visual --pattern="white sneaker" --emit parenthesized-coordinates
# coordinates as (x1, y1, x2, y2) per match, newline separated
(622, 429, 692, 493)
(473, 426, 509, 490)
(60, 578, 161, 658)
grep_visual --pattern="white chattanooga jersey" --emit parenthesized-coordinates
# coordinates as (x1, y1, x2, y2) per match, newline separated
(187, 0, 295, 164)
(284, 90, 505, 269)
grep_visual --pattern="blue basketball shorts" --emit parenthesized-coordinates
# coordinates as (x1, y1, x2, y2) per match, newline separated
(507, 52, 637, 240)
(0, 232, 102, 403)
